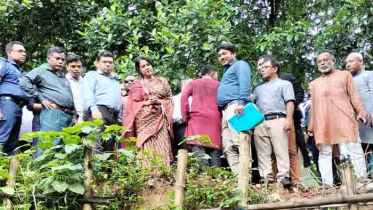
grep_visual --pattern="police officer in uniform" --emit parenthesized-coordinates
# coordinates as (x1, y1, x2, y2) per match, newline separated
(0, 41, 28, 155)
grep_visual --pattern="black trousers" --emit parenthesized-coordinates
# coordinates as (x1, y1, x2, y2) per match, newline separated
(172, 121, 188, 157)
(85, 106, 120, 152)
(294, 113, 311, 168)
(362, 143, 373, 175)
(191, 145, 221, 168)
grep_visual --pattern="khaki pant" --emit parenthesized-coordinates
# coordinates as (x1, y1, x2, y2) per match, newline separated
(221, 103, 240, 175)
(254, 118, 290, 182)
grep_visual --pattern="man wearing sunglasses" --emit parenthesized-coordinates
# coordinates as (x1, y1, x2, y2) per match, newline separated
(121, 75, 136, 115)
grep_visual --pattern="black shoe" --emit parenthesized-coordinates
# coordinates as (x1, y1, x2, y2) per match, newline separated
(368, 171, 373, 180)
(280, 177, 292, 189)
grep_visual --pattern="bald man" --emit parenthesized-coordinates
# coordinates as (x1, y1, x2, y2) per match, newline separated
(346, 52, 373, 178)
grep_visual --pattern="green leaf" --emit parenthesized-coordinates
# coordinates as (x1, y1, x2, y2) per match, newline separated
(0, 169, 10, 180)
(55, 153, 67, 159)
(93, 119, 104, 127)
(63, 126, 81, 134)
(86, 134, 97, 147)
(63, 135, 81, 145)
(38, 140, 54, 151)
(43, 187, 56, 195)
(52, 163, 83, 171)
(0, 187, 14, 195)
(20, 132, 39, 140)
(352, 16, 359, 24)
(95, 153, 112, 161)
(104, 124, 124, 133)
(102, 133, 112, 141)
(82, 126, 94, 134)
(34, 153, 50, 162)
(70, 173, 82, 181)
(179, 135, 212, 146)
(68, 182, 85, 195)
(65, 144, 81, 154)
(118, 149, 135, 159)
(52, 180, 68, 193)
(335, 8, 349, 22)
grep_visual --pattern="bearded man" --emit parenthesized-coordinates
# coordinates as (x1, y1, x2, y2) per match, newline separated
(307, 50, 367, 186)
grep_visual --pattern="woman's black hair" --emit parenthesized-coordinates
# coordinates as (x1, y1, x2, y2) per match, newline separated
(135, 56, 154, 77)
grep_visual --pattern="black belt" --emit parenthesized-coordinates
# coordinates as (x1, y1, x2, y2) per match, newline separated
(222, 100, 239, 111)
(2, 96, 26, 107)
(98, 105, 119, 114)
(55, 105, 74, 115)
(264, 113, 286, 121)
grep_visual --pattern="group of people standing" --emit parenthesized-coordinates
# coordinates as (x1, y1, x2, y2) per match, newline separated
(0, 41, 372, 189)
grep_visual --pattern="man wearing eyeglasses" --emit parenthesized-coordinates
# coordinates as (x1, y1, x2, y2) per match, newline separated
(82, 51, 122, 151)
(0, 41, 28, 155)
(253, 55, 294, 188)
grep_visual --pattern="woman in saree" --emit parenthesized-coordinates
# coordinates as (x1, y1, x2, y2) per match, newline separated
(122, 56, 174, 167)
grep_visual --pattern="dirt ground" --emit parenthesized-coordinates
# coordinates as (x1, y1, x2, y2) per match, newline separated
(137, 179, 173, 209)
(134, 180, 373, 209)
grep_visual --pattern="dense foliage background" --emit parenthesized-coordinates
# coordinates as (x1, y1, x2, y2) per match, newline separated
(1, 0, 373, 90)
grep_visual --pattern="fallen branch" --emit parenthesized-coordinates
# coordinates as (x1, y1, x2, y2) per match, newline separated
(0, 193, 115, 204)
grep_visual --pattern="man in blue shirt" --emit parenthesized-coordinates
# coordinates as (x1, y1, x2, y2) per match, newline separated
(82, 51, 122, 151)
(0, 41, 28, 155)
(216, 44, 252, 175)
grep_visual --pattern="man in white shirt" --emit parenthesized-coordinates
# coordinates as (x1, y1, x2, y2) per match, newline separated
(65, 54, 84, 123)
(172, 79, 192, 154)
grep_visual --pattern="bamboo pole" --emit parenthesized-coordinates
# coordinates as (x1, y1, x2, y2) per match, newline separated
(112, 142, 119, 162)
(342, 161, 359, 210)
(243, 193, 373, 210)
(238, 132, 251, 208)
(4, 156, 18, 210)
(174, 149, 188, 207)
(82, 138, 94, 210)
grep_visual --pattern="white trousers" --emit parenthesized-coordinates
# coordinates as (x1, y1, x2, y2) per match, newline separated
(319, 141, 367, 185)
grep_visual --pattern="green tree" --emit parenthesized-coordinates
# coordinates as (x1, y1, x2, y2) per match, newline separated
(0, 0, 109, 68)
(79, 0, 237, 90)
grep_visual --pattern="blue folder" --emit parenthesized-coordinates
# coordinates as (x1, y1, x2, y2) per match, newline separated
(228, 103, 264, 133)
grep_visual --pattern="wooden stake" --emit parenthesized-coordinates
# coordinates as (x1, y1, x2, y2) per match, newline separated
(174, 149, 188, 207)
(82, 138, 94, 210)
(238, 132, 251, 208)
(342, 162, 359, 210)
(112, 142, 119, 162)
(4, 156, 18, 210)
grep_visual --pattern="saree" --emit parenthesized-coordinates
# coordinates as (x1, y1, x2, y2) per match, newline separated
(122, 76, 174, 166)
